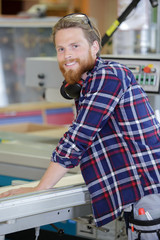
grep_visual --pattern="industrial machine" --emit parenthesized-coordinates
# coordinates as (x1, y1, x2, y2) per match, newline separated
(0, 174, 92, 240)
(25, 54, 160, 113)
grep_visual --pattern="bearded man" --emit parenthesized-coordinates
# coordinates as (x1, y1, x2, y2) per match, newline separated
(1, 14, 160, 238)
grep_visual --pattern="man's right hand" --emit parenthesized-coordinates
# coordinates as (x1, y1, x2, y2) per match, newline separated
(0, 162, 68, 199)
(0, 187, 36, 199)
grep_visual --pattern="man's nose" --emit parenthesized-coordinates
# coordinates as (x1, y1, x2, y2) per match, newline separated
(64, 49, 72, 59)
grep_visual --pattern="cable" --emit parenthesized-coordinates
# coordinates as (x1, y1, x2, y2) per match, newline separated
(149, 0, 158, 7)
(101, 0, 159, 47)
(101, 0, 141, 47)
(35, 227, 40, 240)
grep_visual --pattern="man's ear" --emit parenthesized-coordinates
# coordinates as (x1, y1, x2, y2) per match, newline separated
(91, 40, 99, 57)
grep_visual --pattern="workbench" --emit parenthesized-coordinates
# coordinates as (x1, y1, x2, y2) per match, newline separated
(0, 174, 91, 239)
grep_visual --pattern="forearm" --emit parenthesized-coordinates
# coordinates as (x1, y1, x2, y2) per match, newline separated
(35, 161, 69, 191)
(0, 162, 68, 198)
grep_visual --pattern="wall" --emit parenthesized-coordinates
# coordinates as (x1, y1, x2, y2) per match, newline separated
(88, 0, 117, 54)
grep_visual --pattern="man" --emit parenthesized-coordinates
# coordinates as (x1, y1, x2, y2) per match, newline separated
(1, 13, 160, 231)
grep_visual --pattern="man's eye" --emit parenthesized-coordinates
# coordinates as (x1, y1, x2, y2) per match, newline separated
(73, 44, 79, 48)
(57, 48, 64, 52)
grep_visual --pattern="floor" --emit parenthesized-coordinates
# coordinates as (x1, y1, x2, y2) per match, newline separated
(5, 229, 90, 240)
(5, 223, 128, 240)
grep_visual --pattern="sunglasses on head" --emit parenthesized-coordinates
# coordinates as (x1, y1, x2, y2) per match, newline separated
(61, 13, 93, 29)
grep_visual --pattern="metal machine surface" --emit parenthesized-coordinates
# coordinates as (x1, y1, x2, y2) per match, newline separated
(25, 57, 67, 103)
(26, 57, 62, 89)
(0, 174, 127, 240)
(0, 174, 91, 239)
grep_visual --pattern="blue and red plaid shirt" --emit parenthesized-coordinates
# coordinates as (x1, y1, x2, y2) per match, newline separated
(52, 57, 160, 227)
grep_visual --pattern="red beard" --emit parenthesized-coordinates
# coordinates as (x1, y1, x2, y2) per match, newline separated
(59, 51, 95, 85)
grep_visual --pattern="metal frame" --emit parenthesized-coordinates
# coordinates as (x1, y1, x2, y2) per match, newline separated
(0, 185, 91, 237)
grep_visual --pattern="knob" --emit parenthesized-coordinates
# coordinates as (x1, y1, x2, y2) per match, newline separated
(38, 82, 44, 87)
(37, 73, 45, 79)
(143, 66, 151, 73)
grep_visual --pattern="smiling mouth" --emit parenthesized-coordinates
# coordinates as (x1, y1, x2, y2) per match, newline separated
(65, 61, 76, 67)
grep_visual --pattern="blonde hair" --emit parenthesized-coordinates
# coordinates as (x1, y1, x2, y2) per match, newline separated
(52, 14, 101, 57)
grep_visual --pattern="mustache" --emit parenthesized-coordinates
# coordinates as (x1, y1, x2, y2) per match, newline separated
(59, 58, 80, 66)
(59, 58, 82, 85)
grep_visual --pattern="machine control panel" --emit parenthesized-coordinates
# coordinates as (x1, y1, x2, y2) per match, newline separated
(25, 57, 63, 89)
(102, 55, 160, 93)
(25, 55, 160, 93)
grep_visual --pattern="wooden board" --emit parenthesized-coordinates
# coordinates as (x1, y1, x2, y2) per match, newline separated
(27, 126, 69, 138)
(0, 174, 85, 194)
(0, 102, 73, 112)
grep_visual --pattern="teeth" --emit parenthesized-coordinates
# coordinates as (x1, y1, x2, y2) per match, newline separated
(66, 62, 75, 66)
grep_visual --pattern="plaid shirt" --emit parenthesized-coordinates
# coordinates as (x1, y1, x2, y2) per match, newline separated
(52, 57, 160, 227)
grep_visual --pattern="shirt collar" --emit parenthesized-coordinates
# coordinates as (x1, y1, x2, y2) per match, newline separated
(87, 57, 102, 75)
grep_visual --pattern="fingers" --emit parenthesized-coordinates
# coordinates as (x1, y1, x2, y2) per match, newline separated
(0, 187, 34, 199)
(0, 190, 13, 198)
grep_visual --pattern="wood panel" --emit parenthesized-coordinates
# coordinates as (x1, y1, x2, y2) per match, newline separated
(0, 174, 84, 194)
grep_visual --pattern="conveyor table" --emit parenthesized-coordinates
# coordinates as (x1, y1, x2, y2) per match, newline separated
(0, 174, 91, 239)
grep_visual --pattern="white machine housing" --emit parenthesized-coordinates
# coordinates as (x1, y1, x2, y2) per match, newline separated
(26, 54, 160, 93)
(25, 57, 66, 103)
(25, 54, 160, 119)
